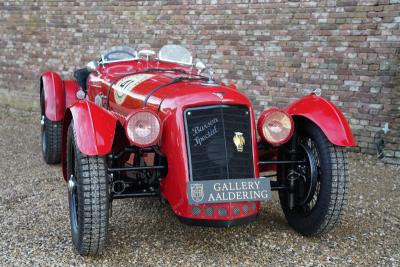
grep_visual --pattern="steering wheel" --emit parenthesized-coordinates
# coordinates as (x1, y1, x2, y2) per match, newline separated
(102, 50, 137, 62)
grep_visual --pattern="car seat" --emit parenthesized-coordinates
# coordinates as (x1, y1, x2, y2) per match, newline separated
(73, 68, 91, 92)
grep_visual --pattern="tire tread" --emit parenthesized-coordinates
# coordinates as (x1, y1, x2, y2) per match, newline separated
(316, 143, 349, 235)
(69, 124, 109, 256)
(42, 117, 62, 164)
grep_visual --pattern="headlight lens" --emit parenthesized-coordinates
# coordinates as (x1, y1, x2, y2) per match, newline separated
(257, 109, 294, 145)
(125, 109, 162, 147)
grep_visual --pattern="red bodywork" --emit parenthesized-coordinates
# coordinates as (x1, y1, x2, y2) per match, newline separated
(41, 71, 64, 121)
(41, 57, 355, 224)
(41, 72, 78, 121)
(287, 95, 356, 147)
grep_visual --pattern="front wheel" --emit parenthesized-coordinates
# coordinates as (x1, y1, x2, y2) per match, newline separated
(278, 120, 349, 236)
(67, 123, 110, 255)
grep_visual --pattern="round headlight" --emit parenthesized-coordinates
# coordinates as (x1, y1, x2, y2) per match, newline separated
(125, 109, 162, 147)
(257, 108, 294, 145)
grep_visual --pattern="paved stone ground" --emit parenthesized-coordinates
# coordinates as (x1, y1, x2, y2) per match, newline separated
(0, 107, 399, 266)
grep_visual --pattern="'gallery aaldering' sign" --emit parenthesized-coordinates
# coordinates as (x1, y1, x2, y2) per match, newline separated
(187, 178, 271, 204)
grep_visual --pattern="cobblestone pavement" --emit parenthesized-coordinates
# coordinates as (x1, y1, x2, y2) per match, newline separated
(0, 107, 399, 266)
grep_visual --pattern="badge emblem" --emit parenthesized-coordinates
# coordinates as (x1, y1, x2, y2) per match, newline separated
(233, 132, 245, 152)
(190, 183, 204, 203)
(212, 92, 225, 99)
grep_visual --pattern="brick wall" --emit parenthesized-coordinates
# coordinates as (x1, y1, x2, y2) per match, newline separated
(0, 0, 399, 162)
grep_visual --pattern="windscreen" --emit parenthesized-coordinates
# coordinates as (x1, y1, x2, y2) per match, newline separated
(101, 46, 137, 63)
(158, 44, 193, 65)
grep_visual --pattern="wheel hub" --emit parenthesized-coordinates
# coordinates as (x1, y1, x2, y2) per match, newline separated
(289, 143, 318, 207)
(68, 175, 77, 193)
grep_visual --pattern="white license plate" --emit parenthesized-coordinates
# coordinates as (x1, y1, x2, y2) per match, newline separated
(187, 177, 271, 204)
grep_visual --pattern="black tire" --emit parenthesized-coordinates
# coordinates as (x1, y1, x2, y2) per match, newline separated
(278, 120, 349, 236)
(40, 90, 62, 164)
(66, 123, 110, 255)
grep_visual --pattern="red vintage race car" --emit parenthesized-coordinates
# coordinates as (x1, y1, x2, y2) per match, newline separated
(40, 44, 355, 255)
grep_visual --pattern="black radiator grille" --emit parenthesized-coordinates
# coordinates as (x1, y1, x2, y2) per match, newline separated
(184, 105, 254, 181)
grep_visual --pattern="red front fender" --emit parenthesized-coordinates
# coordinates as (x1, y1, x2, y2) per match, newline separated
(40, 71, 65, 121)
(61, 101, 118, 180)
(286, 95, 356, 147)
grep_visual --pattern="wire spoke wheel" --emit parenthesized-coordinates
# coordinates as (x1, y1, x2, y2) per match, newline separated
(68, 174, 78, 233)
(41, 116, 47, 154)
(292, 141, 318, 209)
(278, 120, 349, 236)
